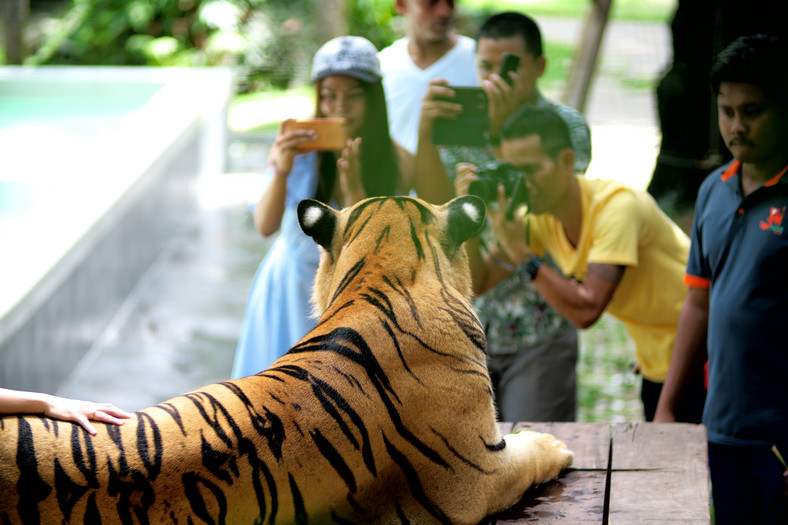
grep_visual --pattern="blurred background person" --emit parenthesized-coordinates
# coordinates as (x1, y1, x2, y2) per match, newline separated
(379, 0, 478, 154)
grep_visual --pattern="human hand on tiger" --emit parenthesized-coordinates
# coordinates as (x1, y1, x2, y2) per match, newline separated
(488, 183, 532, 265)
(44, 397, 132, 436)
(337, 137, 365, 207)
(0, 388, 131, 435)
(270, 118, 316, 177)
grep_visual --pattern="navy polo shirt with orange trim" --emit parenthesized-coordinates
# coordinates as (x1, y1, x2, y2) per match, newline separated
(686, 159, 788, 447)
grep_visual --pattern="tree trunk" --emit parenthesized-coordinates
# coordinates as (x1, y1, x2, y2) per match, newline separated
(314, 0, 348, 46)
(2, 0, 29, 64)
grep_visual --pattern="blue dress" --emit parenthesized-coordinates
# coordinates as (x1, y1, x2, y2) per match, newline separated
(231, 152, 322, 378)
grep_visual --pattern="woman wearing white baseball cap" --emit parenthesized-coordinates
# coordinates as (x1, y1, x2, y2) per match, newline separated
(231, 36, 414, 379)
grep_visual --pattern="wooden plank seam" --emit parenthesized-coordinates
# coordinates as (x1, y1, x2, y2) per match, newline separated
(603, 425, 613, 524)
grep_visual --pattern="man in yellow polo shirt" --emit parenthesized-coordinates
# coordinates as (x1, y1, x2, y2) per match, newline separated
(476, 104, 705, 421)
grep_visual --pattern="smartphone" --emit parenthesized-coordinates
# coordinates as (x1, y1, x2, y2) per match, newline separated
(499, 53, 521, 86)
(283, 118, 348, 151)
(432, 87, 489, 147)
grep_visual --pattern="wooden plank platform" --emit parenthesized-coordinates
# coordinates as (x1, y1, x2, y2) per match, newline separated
(482, 422, 710, 524)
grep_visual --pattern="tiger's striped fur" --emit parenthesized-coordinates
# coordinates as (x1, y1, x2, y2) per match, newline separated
(0, 195, 572, 524)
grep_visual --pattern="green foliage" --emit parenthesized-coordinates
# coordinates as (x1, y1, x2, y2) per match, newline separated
(29, 0, 216, 66)
(26, 0, 318, 89)
(347, 0, 399, 51)
(236, 0, 314, 92)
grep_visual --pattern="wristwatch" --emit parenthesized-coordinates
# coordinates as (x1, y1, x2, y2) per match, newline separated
(525, 257, 542, 280)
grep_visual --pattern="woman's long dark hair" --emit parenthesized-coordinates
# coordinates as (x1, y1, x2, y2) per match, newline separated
(313, 79, 401, 204)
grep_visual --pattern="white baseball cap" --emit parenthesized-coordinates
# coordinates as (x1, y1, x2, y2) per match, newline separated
(311, 36, 382, 84)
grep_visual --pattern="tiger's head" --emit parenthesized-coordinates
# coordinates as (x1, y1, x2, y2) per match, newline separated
(297, 195, 485, 317)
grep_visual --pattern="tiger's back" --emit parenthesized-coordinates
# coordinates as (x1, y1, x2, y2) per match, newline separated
(0, 196, 572, 524)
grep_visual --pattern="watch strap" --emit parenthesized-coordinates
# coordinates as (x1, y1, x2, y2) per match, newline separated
(525, 257, 542, 280)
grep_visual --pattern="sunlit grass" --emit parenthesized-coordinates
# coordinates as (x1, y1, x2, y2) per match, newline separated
(578, 314, 644, 422)
(541, 40, 574, 95)
(462, 0, 676, 22)
(228, 85, 314, 133)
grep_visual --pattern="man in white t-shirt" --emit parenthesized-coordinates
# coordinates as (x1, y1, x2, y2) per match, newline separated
(379, 0, 478, 153)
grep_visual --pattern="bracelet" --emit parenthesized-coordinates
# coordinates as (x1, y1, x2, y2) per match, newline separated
(525, 257, 542, 280)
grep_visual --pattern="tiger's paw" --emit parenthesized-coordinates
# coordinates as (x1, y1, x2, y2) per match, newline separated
(507, 430, 574, 485)
(542, 433, 574, 482)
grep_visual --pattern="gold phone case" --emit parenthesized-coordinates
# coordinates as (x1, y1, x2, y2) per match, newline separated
(284, 118, 348, 151)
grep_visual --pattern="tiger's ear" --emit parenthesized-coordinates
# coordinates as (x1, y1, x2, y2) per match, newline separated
(298, 199, 337, 251)
(445, 195, 486, 251)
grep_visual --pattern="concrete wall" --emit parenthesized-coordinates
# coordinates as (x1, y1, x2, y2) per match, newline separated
(0, 67, 235, 393)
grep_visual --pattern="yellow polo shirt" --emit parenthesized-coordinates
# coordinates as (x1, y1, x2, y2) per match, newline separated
(527, 176, 690, 382)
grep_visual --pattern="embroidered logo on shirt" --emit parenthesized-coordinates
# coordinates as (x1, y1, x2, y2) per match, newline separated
(759, 206, 785, 235)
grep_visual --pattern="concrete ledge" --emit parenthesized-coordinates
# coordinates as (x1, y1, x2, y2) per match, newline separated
(0, 66, 235, 393)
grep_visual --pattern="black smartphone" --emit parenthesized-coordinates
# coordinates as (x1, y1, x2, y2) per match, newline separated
(432, 86, 489, 147)
(499, 52, 520, 86)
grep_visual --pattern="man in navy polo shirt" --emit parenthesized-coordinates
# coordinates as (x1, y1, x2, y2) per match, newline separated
(654, 34, 788, 523)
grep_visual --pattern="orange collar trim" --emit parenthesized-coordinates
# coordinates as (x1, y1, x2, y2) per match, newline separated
(720, 159, 788, 186)
(765, 164, 788, 187)
(720, 160, 740, 181)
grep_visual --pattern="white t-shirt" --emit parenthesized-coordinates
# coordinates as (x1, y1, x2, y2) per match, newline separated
(379, 35, 478, 153)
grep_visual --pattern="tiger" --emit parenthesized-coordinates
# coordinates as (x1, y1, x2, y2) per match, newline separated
(0, 195, 573, 524)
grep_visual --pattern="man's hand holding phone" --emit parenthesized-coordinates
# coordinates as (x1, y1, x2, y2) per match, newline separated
(483, 52, 523, 139)
(489, 182, 532, 266)
(418, 79, 465, 144)
(429, 81, 490, 147)
(428, 53, 524, 147)
(453, 162, 480, 197)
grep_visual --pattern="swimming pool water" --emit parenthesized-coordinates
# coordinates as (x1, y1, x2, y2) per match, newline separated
(0, 83, 164, 218)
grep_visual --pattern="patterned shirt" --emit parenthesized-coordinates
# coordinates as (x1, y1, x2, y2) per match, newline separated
(439, 92, 591, 355)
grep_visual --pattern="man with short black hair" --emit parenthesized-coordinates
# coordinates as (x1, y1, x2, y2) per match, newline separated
(654, 34, 788, 524)
(487, 104, 705, 423)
